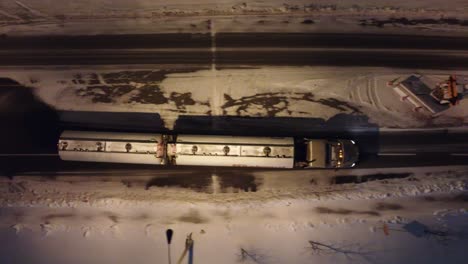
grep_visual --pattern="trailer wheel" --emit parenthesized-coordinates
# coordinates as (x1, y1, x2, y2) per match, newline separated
(96, 142, 103, 152)
(125, 143, 132, 152)
(223, 146, 230, 155)
(263, 146, 271, 157)
(60, 141, 68, 151)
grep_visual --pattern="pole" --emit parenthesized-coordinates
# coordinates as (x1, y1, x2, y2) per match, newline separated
(188, 238, 194, 264)
(176, 233, 193, 264)
(166, 229, 173, 264)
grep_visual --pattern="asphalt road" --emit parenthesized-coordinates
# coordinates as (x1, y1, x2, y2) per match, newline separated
(2, 49, 468, 69)
(1, 33, 468, 69)
(3, 33, 468, 50)
(1, 33, 467, 177)
(0, 128, 467, 178)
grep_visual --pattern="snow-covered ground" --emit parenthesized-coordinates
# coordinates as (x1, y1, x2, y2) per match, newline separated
(1, 1, 468, 263)
(1, 0, 468, 35)
(2, 67, 467, 129)
(1, 166, 467, 263)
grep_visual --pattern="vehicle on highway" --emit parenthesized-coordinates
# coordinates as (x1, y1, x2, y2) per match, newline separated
(58, 131, 359, 169)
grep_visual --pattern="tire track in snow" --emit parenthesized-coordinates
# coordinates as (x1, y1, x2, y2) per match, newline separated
(15, 1, 48, 19)
(0, 10, 24, 21)
(366, 78, 375, 107)
(355, 78, 366, 105)
(372, 77, 391, 111)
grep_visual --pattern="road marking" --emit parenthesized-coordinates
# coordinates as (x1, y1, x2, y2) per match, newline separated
(379, 127, 468, 133)
(209, 18, 223, 117)
(0, 154, 58, 156)
(377, 153, 417, 156)
(451, 153, 468, 156)
(210, 19, 216, 71)
(1, 48, 467, 53)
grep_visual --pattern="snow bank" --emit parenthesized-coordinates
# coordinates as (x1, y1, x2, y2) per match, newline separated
(0, 166, 467, 263)
(2, 67, 466, 129)
(1, 0, 468, 36)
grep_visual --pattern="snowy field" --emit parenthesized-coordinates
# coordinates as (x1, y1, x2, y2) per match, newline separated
(2, 66, 467, 129)
(0, 0, 468, 35)
(1, 166, 467, 264)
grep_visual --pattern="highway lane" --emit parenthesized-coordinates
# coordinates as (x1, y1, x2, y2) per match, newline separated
(1, 33, 468, 68)
(1, 48, 468, 69)
(2, 33, 468, 50)
(1, 101, 467, 174)
(216, 49, 468, 69)
(376, 129, 468, 154)
(0, 128, 467, 177)
(0, 34, 211, 49)
(0, 150, 466, 178)
(215, 33, 468, 50)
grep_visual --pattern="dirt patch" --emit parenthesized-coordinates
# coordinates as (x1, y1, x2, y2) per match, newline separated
(76, 85, 134, 103)
(213, 210, 231, 220)
(334, 173, 412, 184)
(103, 213, 120, 223)
(145, 170, 259, 193)
(170, 92, 196, 110)
(87, 74, 100, 85)
(177, 209, 209, 224)
(101, 70, 179, 84)
(301, 19, 315, 24)
(132, 213, 151, 221)
(315, 207, 380, 216)
(42, 213, 76, 224)
(423, 193, 468, 203)
(223, 92, 290, 116)
(72, 73, 100, 85)
(360, 17, 468, 28)
(72, 69, 209, 109)
(108, 215, 119, 223)
(304, 4, 337, 11)
(218, 171, 258, 192)
(145, 172, 212, 192)
(317, 98, 362, 114)
(373, 202, 404, 211)
(361, 173, 411, 182)
(130, 85, 168, 104)
(222, 92, 361, 117)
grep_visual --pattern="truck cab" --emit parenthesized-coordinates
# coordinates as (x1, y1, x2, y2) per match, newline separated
(303, 139, 359, 169)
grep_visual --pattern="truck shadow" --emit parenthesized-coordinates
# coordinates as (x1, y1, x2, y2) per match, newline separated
(145, 170, 258, 193)
(0, 78, 59, 154)
(173, 114, 379, 153)
(58, 110, 167, 132)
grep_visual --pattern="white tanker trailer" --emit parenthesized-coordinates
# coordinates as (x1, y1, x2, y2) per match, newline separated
(58, 130, 359, 169)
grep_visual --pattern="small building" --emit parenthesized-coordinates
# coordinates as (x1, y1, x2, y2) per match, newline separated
(393, 75, 450, 116)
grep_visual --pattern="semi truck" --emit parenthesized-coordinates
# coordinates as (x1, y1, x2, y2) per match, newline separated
(58, 130, 359, 169)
